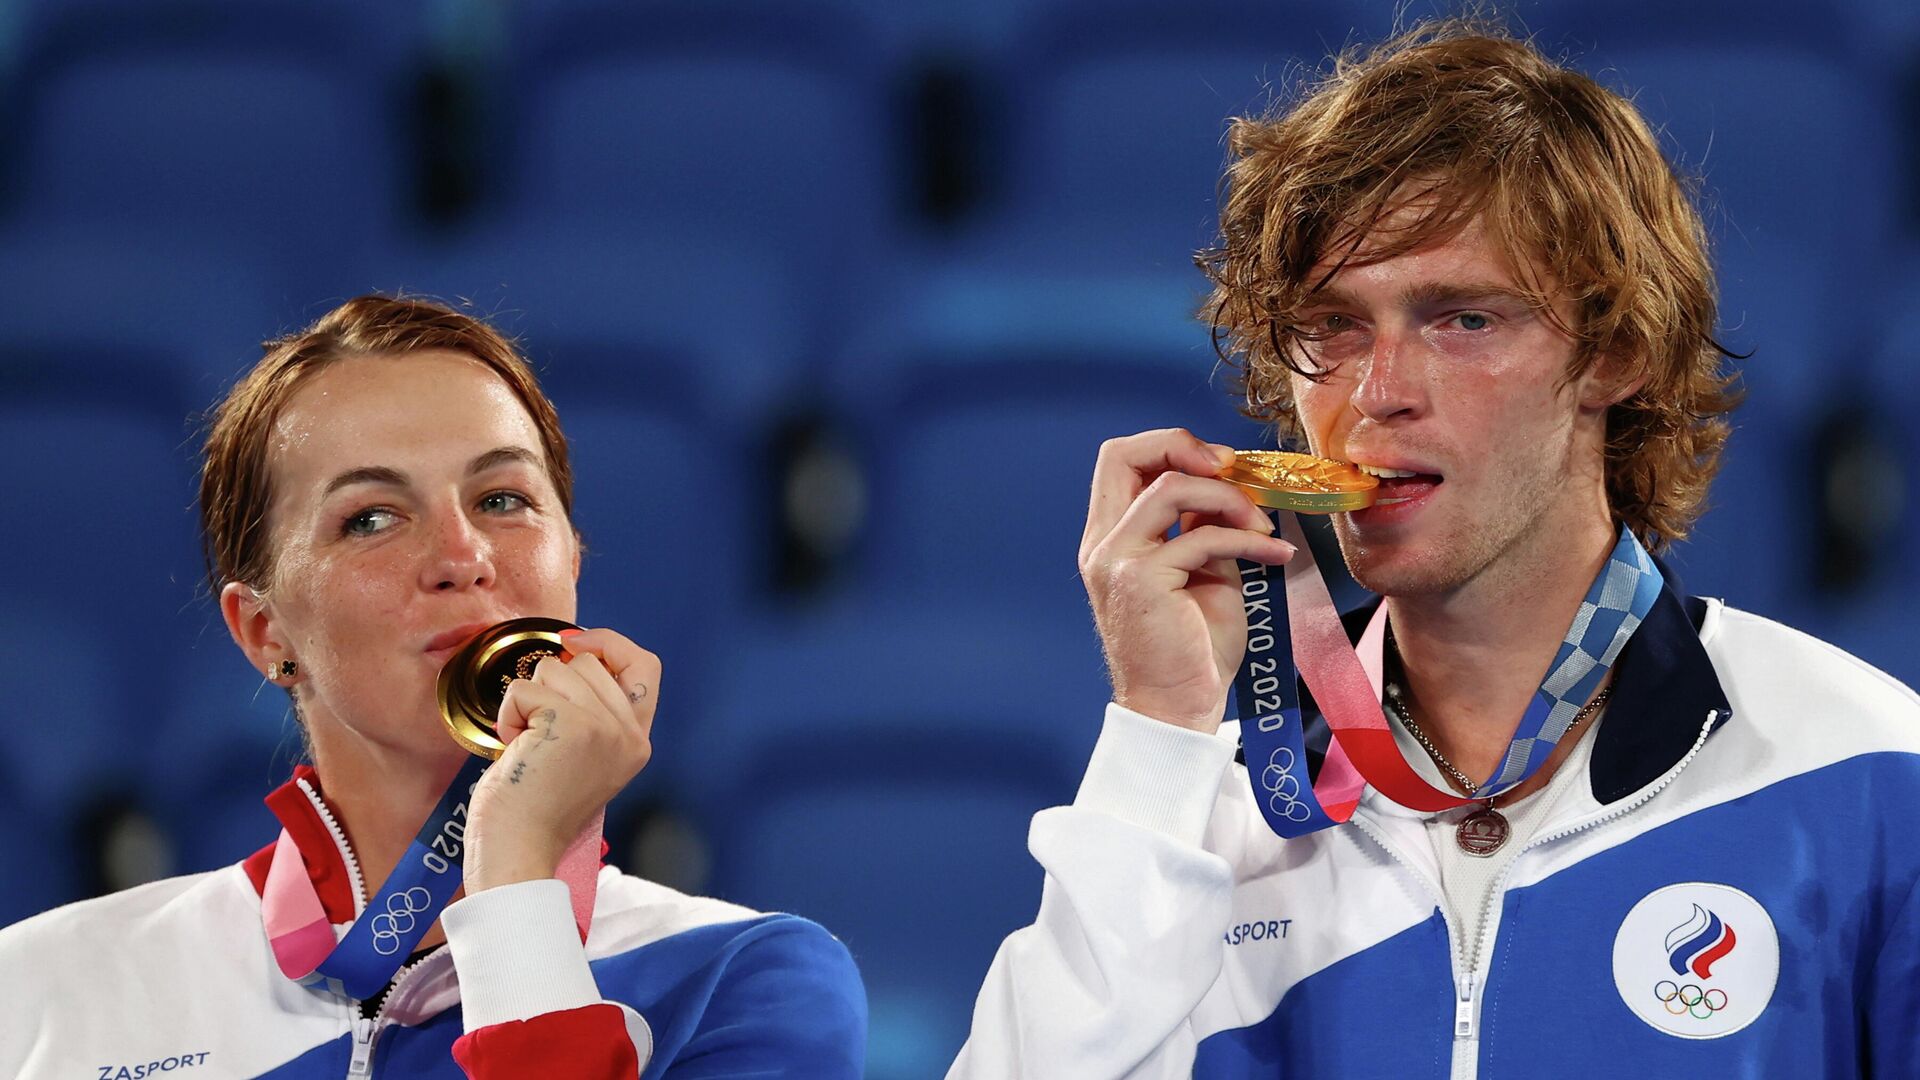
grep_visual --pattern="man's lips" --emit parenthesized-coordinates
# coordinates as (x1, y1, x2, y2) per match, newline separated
(1371, 474, 1442, 505)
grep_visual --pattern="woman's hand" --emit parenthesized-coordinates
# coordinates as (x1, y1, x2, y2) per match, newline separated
(462, 627, 661, 893)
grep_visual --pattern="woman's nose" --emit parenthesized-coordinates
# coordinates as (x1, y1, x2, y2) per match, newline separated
(421, 511, 495, 592)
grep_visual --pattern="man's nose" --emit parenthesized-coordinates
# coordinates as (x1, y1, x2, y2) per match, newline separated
(1350, 326, 1425, 423)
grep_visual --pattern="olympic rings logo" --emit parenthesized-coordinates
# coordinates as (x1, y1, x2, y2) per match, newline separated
(369, 887, 435, 956)
(1654, 980, 1729, 1020)
(1260, 747, 1313, 823)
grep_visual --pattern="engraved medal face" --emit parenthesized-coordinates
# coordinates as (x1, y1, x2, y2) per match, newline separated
(1222, 451, 1379, 513)
(435, 617, 581, 759)
(1456, 806, 1511, 856)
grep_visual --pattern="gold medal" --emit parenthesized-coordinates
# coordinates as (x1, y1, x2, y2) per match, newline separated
(1220, 451, 1379, 513)
(435, 617, 581, 759)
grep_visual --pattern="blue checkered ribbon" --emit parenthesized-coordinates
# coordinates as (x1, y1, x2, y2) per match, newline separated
(1471, 524, 1663, 797)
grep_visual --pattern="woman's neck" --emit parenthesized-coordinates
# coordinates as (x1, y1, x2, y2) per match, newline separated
(307, 730, 469, 947)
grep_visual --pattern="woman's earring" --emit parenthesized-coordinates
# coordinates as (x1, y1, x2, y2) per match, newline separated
(270, 659, 297, 681)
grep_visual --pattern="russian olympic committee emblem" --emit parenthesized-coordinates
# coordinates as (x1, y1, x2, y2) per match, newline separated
(1612, 882, 1778, 1038)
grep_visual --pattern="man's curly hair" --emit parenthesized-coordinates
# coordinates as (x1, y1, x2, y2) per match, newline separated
(1197, 18, 1741, 549)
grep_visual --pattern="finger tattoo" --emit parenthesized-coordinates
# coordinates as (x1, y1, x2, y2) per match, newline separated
(509, 761, 527, 784)
(627, 683, 649, 704)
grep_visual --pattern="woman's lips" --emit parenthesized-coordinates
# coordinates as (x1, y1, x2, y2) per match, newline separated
(423, 622, 493, 661)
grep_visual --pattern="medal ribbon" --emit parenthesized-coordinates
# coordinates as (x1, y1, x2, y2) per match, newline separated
(261, 756, 605, 1000)
(1234, 516, 1662, 837)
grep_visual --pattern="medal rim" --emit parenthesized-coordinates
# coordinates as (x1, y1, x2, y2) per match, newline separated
(1223, 451, 1379, 513)
(436, 617, 581, 760)
(1455, 805, 1511, 857)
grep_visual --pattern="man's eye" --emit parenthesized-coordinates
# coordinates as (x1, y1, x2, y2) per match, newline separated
(1453, 312, 1492, 331)
(343, 508, 398, 537)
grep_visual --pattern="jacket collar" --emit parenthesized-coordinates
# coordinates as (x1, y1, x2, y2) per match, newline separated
(1588, 585, 1733, 802)
(240, 765, 361, 924)
(1247, 575, 1734, 808)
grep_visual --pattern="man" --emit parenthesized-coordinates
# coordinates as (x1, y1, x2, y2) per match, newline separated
(950, 20, 1920, 1079)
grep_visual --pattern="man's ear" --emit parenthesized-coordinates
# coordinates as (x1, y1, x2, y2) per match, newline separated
(220, 580, 284, 677)
(1579, 353, 1650, 412)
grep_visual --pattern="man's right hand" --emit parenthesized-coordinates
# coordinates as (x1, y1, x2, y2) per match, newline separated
(1078, 428, 1297, 734)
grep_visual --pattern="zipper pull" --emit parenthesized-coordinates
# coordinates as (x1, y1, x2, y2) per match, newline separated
(1454, 972, 1478, 1040)
(348, 1015, 377, 1077)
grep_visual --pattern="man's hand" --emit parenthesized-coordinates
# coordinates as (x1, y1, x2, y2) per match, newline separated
(1079, 429, 1296, 734)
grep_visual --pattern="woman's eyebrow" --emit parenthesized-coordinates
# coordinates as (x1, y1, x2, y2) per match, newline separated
(322, 465, 408, 497)
(466, 445, 542, 476)
(320, 447, 540, 498)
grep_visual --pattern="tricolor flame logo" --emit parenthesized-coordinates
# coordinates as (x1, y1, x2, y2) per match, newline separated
(1665, 903, 1738, 979)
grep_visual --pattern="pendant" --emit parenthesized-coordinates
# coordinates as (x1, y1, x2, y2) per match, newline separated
(1456, 805, 1511, 857)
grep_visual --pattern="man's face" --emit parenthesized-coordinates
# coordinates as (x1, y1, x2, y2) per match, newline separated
(1289, 212, 1614, 600)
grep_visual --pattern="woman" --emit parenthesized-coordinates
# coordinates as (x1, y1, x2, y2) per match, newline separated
(0, 295, 866, 1078)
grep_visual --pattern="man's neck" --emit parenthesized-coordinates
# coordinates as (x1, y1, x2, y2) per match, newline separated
(1385, 510, 1619, 797)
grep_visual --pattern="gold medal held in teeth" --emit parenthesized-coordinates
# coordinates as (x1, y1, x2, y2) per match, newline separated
(436, 616, 582, 759)
(1221, 451, 1379, 513)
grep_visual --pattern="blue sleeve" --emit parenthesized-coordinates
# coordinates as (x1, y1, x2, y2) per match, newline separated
(652, 918, 868, 1079)
(1866, 874, 1920, 1078)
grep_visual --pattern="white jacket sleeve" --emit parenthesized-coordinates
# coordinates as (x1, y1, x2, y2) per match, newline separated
(948, 703, 1240, 1080)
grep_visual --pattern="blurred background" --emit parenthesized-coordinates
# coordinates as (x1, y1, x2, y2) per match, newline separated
(0, 0, 1916, 1074)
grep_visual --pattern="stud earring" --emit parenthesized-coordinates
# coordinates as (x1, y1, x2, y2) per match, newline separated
(270, 659, 297, 681)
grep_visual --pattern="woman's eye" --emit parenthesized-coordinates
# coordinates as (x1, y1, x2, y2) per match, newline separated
(342, 508, 398, 537)
(479, 490, 532, 514)
(1452, 312, 1493, 331)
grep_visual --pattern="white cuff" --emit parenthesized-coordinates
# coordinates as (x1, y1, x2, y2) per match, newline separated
(442, 879, 601, 1031)
(1073, 703, 1237, 846)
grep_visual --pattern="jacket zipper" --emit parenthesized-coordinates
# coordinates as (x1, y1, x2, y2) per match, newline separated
(346, 948, 440, 1077)
(1350, 708, 1720, 1075)
(296, 776, 370, 915)
(292, 777, 409, 1078)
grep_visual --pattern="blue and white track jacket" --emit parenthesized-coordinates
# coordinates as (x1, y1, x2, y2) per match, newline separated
(950, 587, 1920, 1078)
(0, 766, 866, 1079)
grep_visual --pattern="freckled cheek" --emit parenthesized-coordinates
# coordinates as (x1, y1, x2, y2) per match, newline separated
(500, 529, 579, 607)
(289, 550, 419, 652)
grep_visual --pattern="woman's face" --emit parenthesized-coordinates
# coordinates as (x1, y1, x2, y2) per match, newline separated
(239, 349, 579, 762)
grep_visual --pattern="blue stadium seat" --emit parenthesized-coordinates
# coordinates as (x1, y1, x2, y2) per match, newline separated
(681, 599, 1116, 800)
(0, 226, 294, 404)
(3, 1, 403, 262)
(367, 224, 814, 422)
(990, 0, 1372, 257)
(829, 330, 1265, 613)
(0, 369, 205, 815)
(502, 1, 894, 330)
(541, 347, 749, 701)
(706, 729, 1075, 1080)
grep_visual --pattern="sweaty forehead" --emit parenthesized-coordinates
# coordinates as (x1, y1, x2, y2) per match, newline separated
(1307, 212, 1548, 302)
(268, 351, 544, 500)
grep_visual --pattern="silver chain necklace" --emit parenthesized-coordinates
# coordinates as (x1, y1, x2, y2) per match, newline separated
(1383, 630, 1612, 857)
